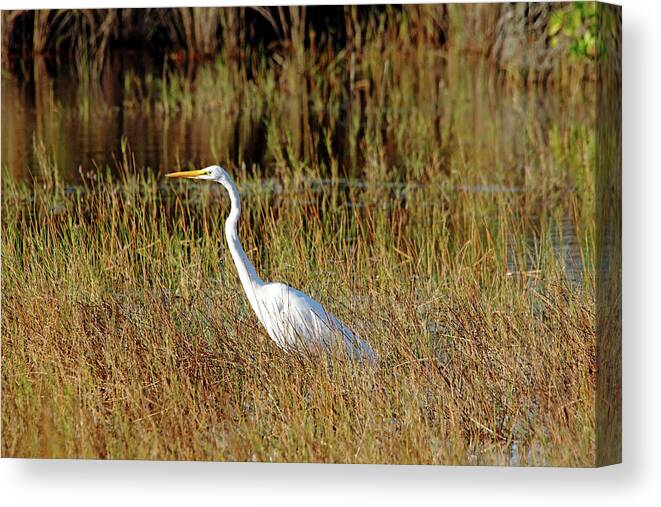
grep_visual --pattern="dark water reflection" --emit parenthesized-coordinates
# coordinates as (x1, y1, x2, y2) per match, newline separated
(2, 55, 201, 180)
(3, 53, 592, 182)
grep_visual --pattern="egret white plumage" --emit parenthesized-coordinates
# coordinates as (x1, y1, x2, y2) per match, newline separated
(166, 165, 377, 362)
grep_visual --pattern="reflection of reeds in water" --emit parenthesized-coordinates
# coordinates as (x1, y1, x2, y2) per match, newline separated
(1, 21, 597, 188)
(1, 4, 597, 185)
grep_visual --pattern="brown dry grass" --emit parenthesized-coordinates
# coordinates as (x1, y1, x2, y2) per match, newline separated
(2, 142, 596, 464)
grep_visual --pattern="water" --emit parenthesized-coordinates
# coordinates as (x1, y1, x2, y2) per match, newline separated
(1, 53, 591, 286)
(2, 53, 592, 181)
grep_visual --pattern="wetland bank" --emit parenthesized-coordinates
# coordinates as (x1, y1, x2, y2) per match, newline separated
(2, 5, 600, 464)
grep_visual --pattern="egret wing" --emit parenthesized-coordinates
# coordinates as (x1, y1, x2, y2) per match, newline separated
(256, 283, 376, 361)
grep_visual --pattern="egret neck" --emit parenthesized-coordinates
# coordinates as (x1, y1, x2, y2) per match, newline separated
(219, 177, 264, 316)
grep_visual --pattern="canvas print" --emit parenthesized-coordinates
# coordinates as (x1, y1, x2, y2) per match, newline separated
(1, 3, 621, 466)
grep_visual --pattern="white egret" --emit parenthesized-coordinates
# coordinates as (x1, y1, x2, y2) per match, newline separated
(166, 165, 377, 362)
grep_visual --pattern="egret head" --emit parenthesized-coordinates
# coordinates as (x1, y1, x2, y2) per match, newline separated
(166, 165, 229, 183)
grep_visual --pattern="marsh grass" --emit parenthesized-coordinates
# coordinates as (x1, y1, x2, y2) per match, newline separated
(2, 137, 596, 464)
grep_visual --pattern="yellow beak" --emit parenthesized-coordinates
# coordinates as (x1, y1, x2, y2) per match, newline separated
(166, 169, 207, 179)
